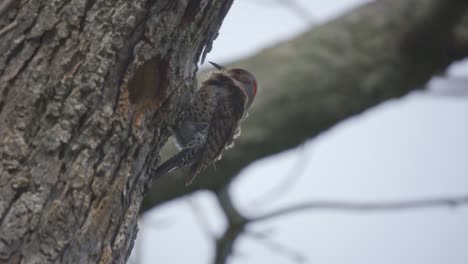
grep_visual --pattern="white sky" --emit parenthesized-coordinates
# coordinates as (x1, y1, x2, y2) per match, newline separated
(132, 1, 468, 264)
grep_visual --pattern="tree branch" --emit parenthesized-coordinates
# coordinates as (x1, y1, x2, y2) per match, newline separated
(245, 231, 307, 263)
(143, 0, 468, 212)
(250, 144, 310, 207)
(0, 0, 235, 262)
(213, 188, 247, 264)
(252, 195, 468, 222)
(210, 191, 468, 264)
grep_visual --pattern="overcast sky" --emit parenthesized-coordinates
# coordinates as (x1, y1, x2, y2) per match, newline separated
(132, 1, 468, 263)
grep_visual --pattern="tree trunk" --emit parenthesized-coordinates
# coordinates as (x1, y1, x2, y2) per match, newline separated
(0, 0, 232, 263)
(142, 0, 468, 212)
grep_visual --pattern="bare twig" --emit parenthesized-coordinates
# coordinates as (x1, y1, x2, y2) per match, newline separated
(250, 142, 311, 207)
(211, 189, 468, 264)
(252, 195, 468, 222)
(213, 188, 247, 264)
(246, 231, 307, 263)
(217, 187, 247, 225)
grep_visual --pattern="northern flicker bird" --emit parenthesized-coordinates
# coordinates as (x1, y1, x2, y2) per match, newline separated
(152, 62, 257, 185)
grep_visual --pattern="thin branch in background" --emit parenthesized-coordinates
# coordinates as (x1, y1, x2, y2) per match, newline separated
(213, 188, 248, 264)
(227, 248, 249, 262)
(186, 196, 216, 239)
(250, 142, 311, 208)
(252, 195, 468, 222)
(217, 187, 247, 225)
(211, 187, 468, 264)
(246, 230, 307, 264)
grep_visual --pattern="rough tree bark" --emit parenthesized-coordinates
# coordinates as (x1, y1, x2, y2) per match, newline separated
(0, 0, 233, 263)
(142, 0, 468, 212)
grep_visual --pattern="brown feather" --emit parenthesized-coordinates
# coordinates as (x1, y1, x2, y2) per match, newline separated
(185, 76, 247, 185)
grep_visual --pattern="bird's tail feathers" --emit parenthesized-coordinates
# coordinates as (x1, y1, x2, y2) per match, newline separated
(185, 169, 198, 186)
(152, 150, 191, 181)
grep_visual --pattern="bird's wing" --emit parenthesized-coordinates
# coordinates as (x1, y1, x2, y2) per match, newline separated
(186, 80, 247, 185)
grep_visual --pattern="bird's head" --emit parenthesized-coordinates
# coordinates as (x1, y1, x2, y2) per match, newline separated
(209, 61, 257, 108)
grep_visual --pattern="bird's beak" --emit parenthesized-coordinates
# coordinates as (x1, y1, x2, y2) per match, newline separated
(209, 61, 226, 71)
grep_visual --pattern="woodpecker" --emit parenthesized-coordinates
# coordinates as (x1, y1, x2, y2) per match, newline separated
(152, 62, 258, 185)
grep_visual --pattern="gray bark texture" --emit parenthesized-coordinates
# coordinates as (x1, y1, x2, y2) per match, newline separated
(142, 0, 468, 212)
(0, 0, 233, 263)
